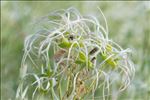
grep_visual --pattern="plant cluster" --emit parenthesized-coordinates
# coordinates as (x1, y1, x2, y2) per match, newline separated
(16, 7, 135, 100)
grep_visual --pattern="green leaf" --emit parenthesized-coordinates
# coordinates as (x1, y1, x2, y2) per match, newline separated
(107, 58, 117, 67)
(79, 51, 86, 61)
(75, 52, 93, 69)
(79, 42, 84, 47)
(75, 59, 85, 64)
(64, 31, 70, 35)
(106, 44, 112, 52)
(88, 60, 93, 69)
(58, 38, 71, 48)
(100, 53, 117, 68)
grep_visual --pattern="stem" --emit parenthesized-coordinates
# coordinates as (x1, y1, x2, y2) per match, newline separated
(58, 81, 62, 100)
(50, 87, 54, 100)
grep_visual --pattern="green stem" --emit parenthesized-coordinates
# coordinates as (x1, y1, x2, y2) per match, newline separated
(58, 81, 62, 100)
(50, 87, 54, 100)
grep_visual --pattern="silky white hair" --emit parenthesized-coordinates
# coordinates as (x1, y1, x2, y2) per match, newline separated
(16, 7, 135, 100)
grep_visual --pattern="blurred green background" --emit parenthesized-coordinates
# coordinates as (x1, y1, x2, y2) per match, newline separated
(1, 1, 150, 100)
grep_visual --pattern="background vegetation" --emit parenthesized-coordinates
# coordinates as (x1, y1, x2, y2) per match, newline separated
(1, 1, 150, 100)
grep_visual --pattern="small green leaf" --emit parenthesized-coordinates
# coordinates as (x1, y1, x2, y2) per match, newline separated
(75, 52, 93, 69)
(64, 31, 70, 35)
(79, 43, 84, 47)
(106, 44, 112, 52)
(88, 60, 93, 69)
(79, 51, 86, 61)
(58, 38, 71, 48)
(75, 59, 85, 64)
(107, 58, 117, 67)
(100, 53, 117, 68)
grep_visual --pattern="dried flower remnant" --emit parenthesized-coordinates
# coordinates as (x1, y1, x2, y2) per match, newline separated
(16, 7, 135, 100)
